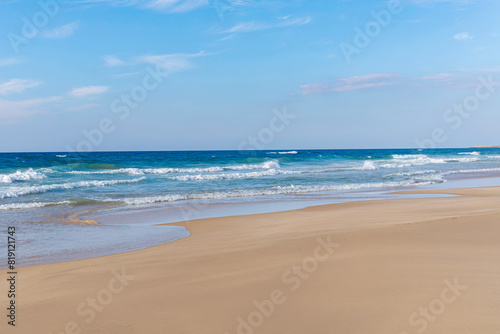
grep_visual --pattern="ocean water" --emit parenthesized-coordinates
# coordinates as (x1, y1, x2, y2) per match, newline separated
(1, 148, 500, 267)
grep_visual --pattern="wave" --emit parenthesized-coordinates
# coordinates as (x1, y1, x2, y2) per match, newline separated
(0, 168, 46, 183)
(0, 200, 71, 211)
(444, 167, 500, 175)
(458, 151, 480, 155)
(266, 151, 298, 155)
(360, 160, 376, 170)
(63, 161, 281, 175)
(170, 169, 283, 181)
(385, 170, 440, 177)
(56, 155, 67, 158)
(118, 179, 440, 205)
(0, 177, 146, 199)
(378, 154, 480, 168)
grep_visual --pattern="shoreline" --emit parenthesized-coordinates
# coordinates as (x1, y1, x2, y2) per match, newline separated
(2, 185, 500, 333)
(5, 174, 500, 269)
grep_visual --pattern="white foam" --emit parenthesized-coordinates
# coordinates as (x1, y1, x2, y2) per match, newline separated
(170, 169, 281, 181)
(119, 179, 437, 205)
(65, 161, 281, 175)
(381, 154, 452, 168)
(360, 160, 376, 170)
(444, 167, 500, 175)
(458, 151, 480, 155)
(0, 168, 46, 183)
(386, 170, 440, 177)
(0, 200, 71, 211)
(0, 177, 146, 199)
(278, 151, 298, 154)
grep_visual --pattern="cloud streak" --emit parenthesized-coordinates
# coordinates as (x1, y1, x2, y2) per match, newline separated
(301, 74, 402, 94)
(0, 79, 42, 96)
(69, 86, 109, 98)
(102, 51, 209, 74)
(72, 0, 208, 13)
(40, 22, 79, 39)
(0, 58, 21, 67)
(0, 96, 61, 120)
(453, 32, 473, 40)
(221, 16, 311, 34)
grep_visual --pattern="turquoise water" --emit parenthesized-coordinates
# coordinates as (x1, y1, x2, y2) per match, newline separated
(1, 148, 500, 266)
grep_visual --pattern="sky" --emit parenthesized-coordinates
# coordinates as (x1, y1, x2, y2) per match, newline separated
(0, 0, 499, 152)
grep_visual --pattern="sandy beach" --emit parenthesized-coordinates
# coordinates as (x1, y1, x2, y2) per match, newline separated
(2, 186, 500, 333)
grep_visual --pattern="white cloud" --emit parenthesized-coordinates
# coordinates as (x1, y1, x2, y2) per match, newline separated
(454, 32, 473, 40)
(102, 51, 208, 74)
(0, 58, 21, 67)
(0, 79, 42, 96)
(134, 51, 208, 72)
(222, 16, 311, 34)
(102, 55, 126, 67)
(40, 22, 79, 39)
(69, 86, 109, 98)
(145, 0, 208, 12)
(73, 0, 208, 12)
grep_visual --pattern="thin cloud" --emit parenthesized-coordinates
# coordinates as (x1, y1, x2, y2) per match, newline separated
(101, 51, 208, 74)
(405, 0, 475, 5)
(102, 55, 126, 67)
(419, 73, 473, 80)
(0, 96, 61, 120)
(300, 74, 402, 94)
(221, 16, 311, 34)
(69, 86, 109, 98)
(134, 51, 208, 72)
(40, 22, 79, 39)
(0, 58, 21, 67)
(0, 79, 42, 96)
(72, 0, 208, 13)
(453, 32, 473, 40)
(419, 72, 477, 88)
(67, 104, 100, 111)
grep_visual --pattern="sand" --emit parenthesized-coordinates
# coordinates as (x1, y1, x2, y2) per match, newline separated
(1, 186, 500, 333)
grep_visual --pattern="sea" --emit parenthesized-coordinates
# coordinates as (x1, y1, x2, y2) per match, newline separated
(1, 148, 500, 267)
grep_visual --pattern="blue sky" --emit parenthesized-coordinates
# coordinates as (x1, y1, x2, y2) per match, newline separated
(1, 0, 499, 152)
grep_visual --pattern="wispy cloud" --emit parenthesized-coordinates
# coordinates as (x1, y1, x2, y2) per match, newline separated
(453, 32, 474, 40)
(0, 58, 21, 67)
(221, 16, 311, 34)
(67, 103, 100, 111)
(102, 51, 209, 74)
(69, 86, 109, 98)
(40, 21, 79, 39)
(300, 74, 402, 94)
(405, 0, 475, 5)
(0, 79, 42, 96)
(135, 51, 207, 72)
(72, 0, 208, 13)
(102, 55, 126, 67)
(0, 96, 61, 120)
(419, 73, 473, 81)
(419, 72, 476, 88)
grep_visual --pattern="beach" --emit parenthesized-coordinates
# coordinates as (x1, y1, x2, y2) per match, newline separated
(2, 185, 499, 333)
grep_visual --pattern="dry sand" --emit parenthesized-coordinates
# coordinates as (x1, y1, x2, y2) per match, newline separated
(1, 186, 500, 333)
